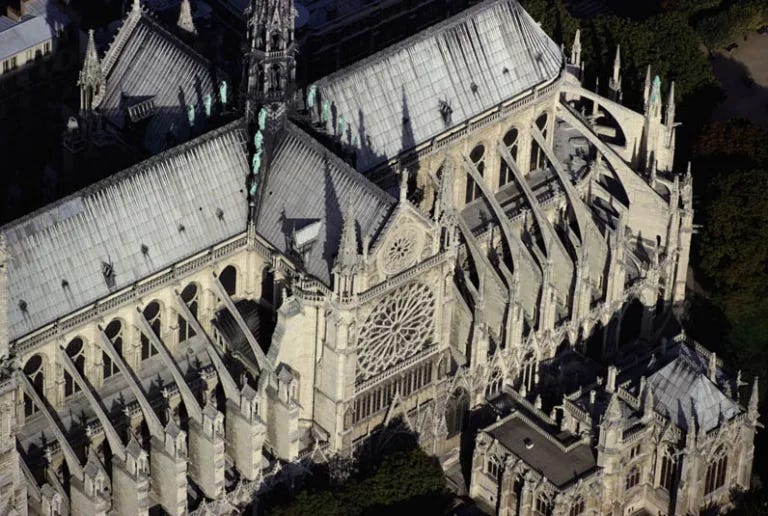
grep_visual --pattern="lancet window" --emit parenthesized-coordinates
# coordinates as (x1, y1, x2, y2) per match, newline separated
(530, 113, 549, 172)
(499, 127, 519, 188)
(465, 144, 485, 204)
(141, 302, 161, 360)
(626, 465, 641, 490)
(659, 446, 677, 491)
(64, 337, 85, 397)
(103, 320, 123, 379)
(705, 446, 728, 495)
(23, 355, 44, 417)
(178, 283, 199, 342)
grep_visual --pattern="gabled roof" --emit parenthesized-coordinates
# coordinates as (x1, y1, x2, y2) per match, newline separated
(648, 345, 740, 433)
(2, 121, 249, 342)
(312, 0, 563, 171)
(255, 122, 395, 284)
(0, 16, 53, 62)
(100, 9, 220, 154)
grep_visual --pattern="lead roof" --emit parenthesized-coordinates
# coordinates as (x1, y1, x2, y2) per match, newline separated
(313, 0, 563, 171)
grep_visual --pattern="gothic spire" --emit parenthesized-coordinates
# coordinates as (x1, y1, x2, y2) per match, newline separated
(665, 81, 676, 128)
(78, 30, 105, 113)
(570, 29, 581, 68)
(177, 0, 197, 36)
(748, 376, 759, 421)
(609, 44, 622, 102)
(647, 75, 662, 121)
(643, 65, 652, 112)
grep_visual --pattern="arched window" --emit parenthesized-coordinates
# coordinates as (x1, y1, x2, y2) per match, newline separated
(626, 465, 641, 490)
(220, 265, 237, 297)
(445, 388, 469, 437)
(103, 320, 123, 379)
(569, 496, 585, 516)
(141, 302, 161, 360)
(24, 355, 44, 416)
(534, 494, 553, 516)
(705, 446, 728, 495)
(499, 128, 518, 188)
(659, 446, 677, 491)
(485, 367, 503, 399)
(465, 144, 485, 204)
(519, 352, 537, 392)
(64, 338, 85, 397)
(178, 283, 199, 342)
(486, 454, 502, 483)
(529, 113, 549, 172)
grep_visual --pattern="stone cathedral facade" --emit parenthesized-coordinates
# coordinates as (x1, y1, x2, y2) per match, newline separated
(0, 0, 758, 515)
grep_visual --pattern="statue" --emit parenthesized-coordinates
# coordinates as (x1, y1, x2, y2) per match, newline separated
(187, 104, 195, 126)
(306, 85, 317, 109)
(337, 115, 346, 137)
(321, 100, 330, 124)
(254, 130, 264, 151)
(269, 65, 281, 92)
(219, 81, 228, 106)
(252, 152, 262, 175)
(249, 175, 259, 197)
(258, 107, 268, 131)
(204, 94, 212, 117)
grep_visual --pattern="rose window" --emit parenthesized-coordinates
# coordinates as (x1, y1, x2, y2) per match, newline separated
(356, 282, 436, 383)
(381, 226, 422, 275)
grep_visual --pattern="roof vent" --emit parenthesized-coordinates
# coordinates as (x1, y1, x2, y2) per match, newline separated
(18, 299, 28, 313)
(502, 67, 509, 74)
(523, 437, 534, 450)
(141, 244, 149, 256)
(178, 224, 186, 233)
(61, 279, 69, 289)
(439, 99, 452, 124)
(102, 260, 116, 288)
(216, 208, 224, 220)
(470, 81, 478, 94)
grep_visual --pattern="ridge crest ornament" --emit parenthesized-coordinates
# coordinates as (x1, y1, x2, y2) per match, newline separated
(356, 282, 435, 383)
(381, 225, 422, 275)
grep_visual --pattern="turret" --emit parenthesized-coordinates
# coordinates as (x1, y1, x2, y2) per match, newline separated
(748, 376, 759, 423)
(643, 65, 652, 113)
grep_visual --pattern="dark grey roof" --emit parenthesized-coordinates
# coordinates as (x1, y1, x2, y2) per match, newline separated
(0, 16, 53, 62)
(313, 0, 563, 170)
(490, 413, 595, 487)
(648, 345, 740, 433)
(3, 121, 249, 341)
(255, 122, 396, 284)
(100, 12, 219, 154)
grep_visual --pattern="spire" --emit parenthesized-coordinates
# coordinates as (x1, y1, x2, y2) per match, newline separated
(132, 0, 141, 14)
(748, 376, 759, 421)
(647, 75, 662, 121)
(665, 81, 676, 129)
(78, 30, 105, 113)
(643, 385, 655, 421)
(177, 0, 197, 35)
(335, 205, 359, 272)
(609, 45, 622, 103)
(643, 65, 652, 112)
(605, 392, 622, 423)
(570, 29, 582, 68)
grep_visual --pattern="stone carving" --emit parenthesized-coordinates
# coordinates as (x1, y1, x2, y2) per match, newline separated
(381, 226, 422, 275)
(356, 282, 435, 382)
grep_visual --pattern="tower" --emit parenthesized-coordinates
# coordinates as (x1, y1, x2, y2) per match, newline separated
(244, 0, 297, 124)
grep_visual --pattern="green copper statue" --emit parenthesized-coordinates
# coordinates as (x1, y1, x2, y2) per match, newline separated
(337, 115, 346, 137)
(204, 94, 212, 117)
(252, 152, 261, 175)
(187, 104, 195, 126)
(321, 100, 330, 124)
(254, 130, 264, 151)
(258, 107, 268, 131)
(219, 81, 228, 106)
(306, 85, 317, 109)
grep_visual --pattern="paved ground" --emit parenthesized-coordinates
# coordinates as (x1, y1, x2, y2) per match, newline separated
(711, 32, 768, 128)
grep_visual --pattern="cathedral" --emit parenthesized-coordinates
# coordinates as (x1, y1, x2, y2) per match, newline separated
(0, 0, 758, 514)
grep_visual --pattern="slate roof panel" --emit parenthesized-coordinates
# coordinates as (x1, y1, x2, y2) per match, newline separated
(100, 15, 219, 154)
(3, 122, 249, 341)
(313, 0, 563, 170)
(255, 122, 395, 284)
(0, 16, 53, 61)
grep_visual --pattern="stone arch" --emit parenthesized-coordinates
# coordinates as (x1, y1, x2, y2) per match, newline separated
(23, 354, 46, 416)
(465, 143, 486, 204)
(140, 300, 163, 361)
(499, 126, 519, 188)
(178, 282, 200, 342)
(220, 264, 238, 297)
(64, 337, 86, 397)
(103, 318, 125, 380)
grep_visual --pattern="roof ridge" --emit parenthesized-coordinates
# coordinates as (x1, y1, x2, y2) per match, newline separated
(1, 119, 245, 235)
